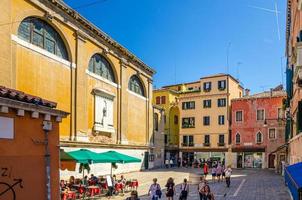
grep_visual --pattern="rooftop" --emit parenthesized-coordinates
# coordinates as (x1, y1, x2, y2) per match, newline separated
(0, 86, 57, 108)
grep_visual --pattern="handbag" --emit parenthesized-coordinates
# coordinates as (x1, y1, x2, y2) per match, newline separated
(155, 184, 162, 198)
(180, 183, 188, 197)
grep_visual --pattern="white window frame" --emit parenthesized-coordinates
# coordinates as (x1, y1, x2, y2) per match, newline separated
(256, 109, 265, 121)
(268, 128, 277, 140)
(235, 110, 243, 122)
(256, 131, 263, 144)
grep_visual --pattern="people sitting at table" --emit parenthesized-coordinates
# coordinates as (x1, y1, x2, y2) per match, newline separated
(68, 176, 75, 188)
(89, 174, 98, 185)
(81, 175, 88, 186)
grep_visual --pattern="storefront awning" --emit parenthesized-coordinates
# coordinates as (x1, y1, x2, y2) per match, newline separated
(285, 162, 302, 200)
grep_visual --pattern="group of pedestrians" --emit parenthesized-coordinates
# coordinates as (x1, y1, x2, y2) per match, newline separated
(147, 165, 232, 200)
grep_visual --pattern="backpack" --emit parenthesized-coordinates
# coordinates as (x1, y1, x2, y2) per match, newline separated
(155, 184, 162, 198)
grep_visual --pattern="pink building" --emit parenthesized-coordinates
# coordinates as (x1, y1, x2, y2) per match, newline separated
(231, 87, 287, 169)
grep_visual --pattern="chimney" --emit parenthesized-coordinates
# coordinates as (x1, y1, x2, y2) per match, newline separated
(245, 89, 250, 96)
(270, 88, 273, 97)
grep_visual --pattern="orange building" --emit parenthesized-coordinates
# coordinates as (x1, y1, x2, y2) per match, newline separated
(0, 86, 68, 200)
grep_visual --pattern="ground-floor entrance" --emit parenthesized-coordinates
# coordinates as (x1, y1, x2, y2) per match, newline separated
(234, 152, 264, 168)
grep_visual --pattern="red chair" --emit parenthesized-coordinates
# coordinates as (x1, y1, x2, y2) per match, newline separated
(61, 191, 76, 200)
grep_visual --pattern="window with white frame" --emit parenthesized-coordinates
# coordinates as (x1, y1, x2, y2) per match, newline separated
(94, 92, 114, 133)
(257, 109, 265, 121)
(256, 131, 263, 143)
(269, 128, 276, 139)
(236, 111, 243, 122)
(235, 133, 240, 144)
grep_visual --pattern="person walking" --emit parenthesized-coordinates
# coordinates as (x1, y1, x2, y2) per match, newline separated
(148, 178, 161, 200)
(216, 163, 222, 182)
(224, 165, 232, 188)
(165, 177, 175, 200)
(211, 166, 216, 183)
(200, 185, 215, 200)
(203, 163, 209, 179)
(179, 178, 189, 200)
(221, 164, 225, 181)
(198, 176, 208, 200)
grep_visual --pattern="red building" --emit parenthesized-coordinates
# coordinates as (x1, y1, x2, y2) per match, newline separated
(231, 87, 286, 169)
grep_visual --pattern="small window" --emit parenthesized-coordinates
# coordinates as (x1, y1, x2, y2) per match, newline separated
(218, 115, 225, 125)
(156, 96, 160, 105)
(203, 99, 211, 108)
(174, 115, 178, 124)
(182, 101, 195, 110)
(257, 109, 265, 121)
(219, 134, 225, 144)
(256, 131, 263, 143)
(182, 117, 195, 128)
(235, 133, 240, 144)
(203, 82, 211, 92)
(269, 128, 276, 139)
(128, 75, 145, 96)
(218, 80, 226, 90)
(236, 111, 243, 122)
(204, 135, 210, 145)
(203, 116, 210, 126)
(218, 98, 226, 107)
(161, 96, 166, 104)
(182, 135, 194, 147)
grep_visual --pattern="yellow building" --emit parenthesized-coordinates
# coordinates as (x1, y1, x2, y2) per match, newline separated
(153, 88, 180, 161)
(0, 0, 155, 175)
(159, 74, 243, 165)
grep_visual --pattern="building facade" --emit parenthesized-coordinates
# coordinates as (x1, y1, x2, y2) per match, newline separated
(285, 0, 302, 165)
(156, 74, 243, 165)
(0, 86, 68, 200)
(231, 88, 287, 169)
(0, 0, 155, 175)
(153, 88, 180, 163)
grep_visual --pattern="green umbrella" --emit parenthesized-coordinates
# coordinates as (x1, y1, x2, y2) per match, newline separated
(67, 149, 99, 164)
(98, 151, 141, 176)
(60, 149, 76, 161)
(98, 151, 141, 163)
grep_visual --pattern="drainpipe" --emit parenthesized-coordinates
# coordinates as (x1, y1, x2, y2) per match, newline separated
(43, 121, 53, 200)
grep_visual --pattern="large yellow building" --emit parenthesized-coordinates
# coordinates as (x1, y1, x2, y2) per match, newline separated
(158, 74, 243, 165)
(0, 0, 155, 175)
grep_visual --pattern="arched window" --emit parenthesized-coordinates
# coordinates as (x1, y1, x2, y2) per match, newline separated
(235, 133, 240, 144)
(128, 75, 145, 96)
(18, 17, 68, 60)
(88, 54, 115, 83)
(256, 131, 262, 144)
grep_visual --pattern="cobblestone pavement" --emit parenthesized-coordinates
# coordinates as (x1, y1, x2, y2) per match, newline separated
(98, 168, 290, 200)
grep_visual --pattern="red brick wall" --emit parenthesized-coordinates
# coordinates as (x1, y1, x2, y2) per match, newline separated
(231, 96, 286, 166)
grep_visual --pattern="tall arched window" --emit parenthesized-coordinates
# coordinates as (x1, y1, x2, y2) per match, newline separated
(128, 75, 145, 96)
(18, 17, 68, 60)
(235, 133, 240, 144)
(88, 54, 115, 83)
(256, 131, 262, 144)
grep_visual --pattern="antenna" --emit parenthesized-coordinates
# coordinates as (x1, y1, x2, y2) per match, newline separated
(226, 42, 231, 74)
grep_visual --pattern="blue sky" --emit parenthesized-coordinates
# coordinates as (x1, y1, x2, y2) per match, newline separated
(64, 0, 286, 93)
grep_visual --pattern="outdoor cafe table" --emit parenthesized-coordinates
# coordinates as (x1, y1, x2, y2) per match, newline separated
(88, 185, 101, 196)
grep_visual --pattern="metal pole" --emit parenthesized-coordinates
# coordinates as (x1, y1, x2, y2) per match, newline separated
(44, 130, 51, 200)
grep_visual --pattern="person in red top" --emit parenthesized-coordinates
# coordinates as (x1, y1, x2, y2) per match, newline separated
(203, 163, 209, 179)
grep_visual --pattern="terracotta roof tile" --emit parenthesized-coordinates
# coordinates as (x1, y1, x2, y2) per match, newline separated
(0, 86, 57, 108)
